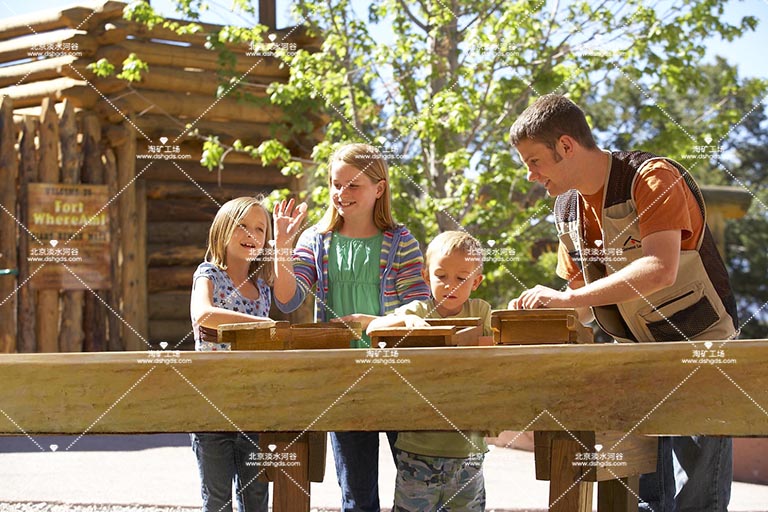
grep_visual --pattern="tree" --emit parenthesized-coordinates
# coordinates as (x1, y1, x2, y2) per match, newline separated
(588, 57, 768, 337)
(123, 0, 763, 312)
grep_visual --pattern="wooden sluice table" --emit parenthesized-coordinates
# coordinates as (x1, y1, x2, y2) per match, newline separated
(1, 315, 766, 511)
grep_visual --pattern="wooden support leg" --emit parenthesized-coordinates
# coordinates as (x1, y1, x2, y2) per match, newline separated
(598, 476, 639, 512)
(549, 438, 593, 512)
(261, 433, 311, 512)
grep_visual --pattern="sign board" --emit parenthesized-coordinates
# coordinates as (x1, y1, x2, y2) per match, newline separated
(27, 184, 110, 290)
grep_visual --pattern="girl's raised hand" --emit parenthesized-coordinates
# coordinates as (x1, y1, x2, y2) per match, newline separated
(273, 199, 308, 247)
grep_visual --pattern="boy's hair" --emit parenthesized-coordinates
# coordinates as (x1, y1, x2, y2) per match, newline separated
(317, 142, 396, 233)
(205, 196, 274, 286)
(508, 94, 597, 158)
(425, 231, 484, 272)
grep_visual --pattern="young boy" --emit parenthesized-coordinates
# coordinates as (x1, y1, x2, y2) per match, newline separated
(367, 230, 492, 512)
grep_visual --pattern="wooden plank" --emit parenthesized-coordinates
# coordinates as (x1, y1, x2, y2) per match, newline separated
(148, 221, 208, 245)
(0, 77, 102, 109)
(0, 97, 18, 353)
(57, 100, 85, 353)
(132, 114, 282, 146)
(95, 41, 288, 80)
(597, 477, 639, 512)
(96, 89, 280, 125)
(148, 265, 196, 292)
(0, 341, 767, 434)
(142, 160, 291, 188)
(145, 180, 261, 202)
(148, 244, 204, 267)
(0, 2, 124, 42)
(0, 55, 78, 88)
(0, 31, 98, 65)
(36, 98, 60, 353)
(148, 291, 191, 320)
(17, 117, 38, 353)
(147, 197, 221, 222)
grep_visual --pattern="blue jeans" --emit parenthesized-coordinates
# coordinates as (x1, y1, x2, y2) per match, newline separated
(331, 431, 398, 512)
(639, 436, 732, 512)
(190, 432, 269, 512)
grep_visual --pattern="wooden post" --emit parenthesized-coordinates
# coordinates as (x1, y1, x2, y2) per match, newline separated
(0, 97, 18, 353)
(597, 477, 639, 512)
(18, 117, 37, 353)
(259, 0, 277, 29)
(36, 98, 60, 353)
(103, 147, 123, 351)
(81, 113, 108, 352)
(116, 123, 147, 350)
(549, 438, 593, 512)
(58, 100, 85, 352)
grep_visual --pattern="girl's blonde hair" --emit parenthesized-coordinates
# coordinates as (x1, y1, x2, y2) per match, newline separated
(317, 143, 396, 233)
(205, 196, 274, 286)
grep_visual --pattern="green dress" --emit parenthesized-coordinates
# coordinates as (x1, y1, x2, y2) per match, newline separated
(327, 231, 383, 348)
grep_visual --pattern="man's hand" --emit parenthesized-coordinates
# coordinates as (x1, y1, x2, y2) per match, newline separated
(508, 285, 571, 310)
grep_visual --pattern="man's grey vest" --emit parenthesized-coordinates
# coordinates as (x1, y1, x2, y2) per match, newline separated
(554, 151, 738, 342)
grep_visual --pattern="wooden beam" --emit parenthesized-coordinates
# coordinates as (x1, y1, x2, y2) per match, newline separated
(0, 2, 124, 43)
(259, 0, 277, 29)
(0, 97, 18, 354)
(95, 42, 289, 78)
(57, 100, 85, 353)
(17, 118, 38, 353)
(0, 341, 767, 435)
(116, 120, 147, 351)
(36, 98, 60, 353)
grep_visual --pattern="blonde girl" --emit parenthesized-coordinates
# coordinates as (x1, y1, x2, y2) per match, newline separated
(189, 196, 273, 512)
(272, 143, 430, 512)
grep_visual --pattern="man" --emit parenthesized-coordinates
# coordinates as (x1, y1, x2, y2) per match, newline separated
(508, 94, 738, 511)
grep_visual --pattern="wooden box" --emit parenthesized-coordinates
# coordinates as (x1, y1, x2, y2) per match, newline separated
(217, 321, 363, 350)
(491, 309, 593, 345)
(369, 318, 483, 348)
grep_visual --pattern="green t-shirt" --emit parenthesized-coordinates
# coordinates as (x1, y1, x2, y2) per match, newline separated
(327, 231, 383, 348)
(393, 297, 491, 458)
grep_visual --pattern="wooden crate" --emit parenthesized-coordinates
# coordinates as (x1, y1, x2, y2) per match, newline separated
(369, 317, 483, 348)
(491, 309, 593, 345)
(218, 321, 362, 350)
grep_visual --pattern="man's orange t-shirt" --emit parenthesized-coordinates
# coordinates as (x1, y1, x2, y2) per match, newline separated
(556, 158, 704, 283)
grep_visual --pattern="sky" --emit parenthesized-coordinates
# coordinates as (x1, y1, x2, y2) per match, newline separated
(3, 0, 767, 80)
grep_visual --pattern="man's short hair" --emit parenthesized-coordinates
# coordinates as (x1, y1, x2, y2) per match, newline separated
(425, 231, 484, 270)
(509, 94, 597, 153)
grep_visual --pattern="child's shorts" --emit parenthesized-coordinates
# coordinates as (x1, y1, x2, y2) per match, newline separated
(393, 449, 485, 512)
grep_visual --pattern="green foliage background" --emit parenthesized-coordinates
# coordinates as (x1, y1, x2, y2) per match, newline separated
(124, 0, 767, 336)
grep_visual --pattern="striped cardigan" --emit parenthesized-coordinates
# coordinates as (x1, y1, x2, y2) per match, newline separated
(275, 225, 430, 321)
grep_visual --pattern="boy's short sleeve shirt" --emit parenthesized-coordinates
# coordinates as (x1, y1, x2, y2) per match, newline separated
(392, 297, 491, 458)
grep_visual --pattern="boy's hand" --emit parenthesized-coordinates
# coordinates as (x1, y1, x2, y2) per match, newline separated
(403, 315, 430, 329)
(273, 198, 308, 248)
(509, 285, 570, 309)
